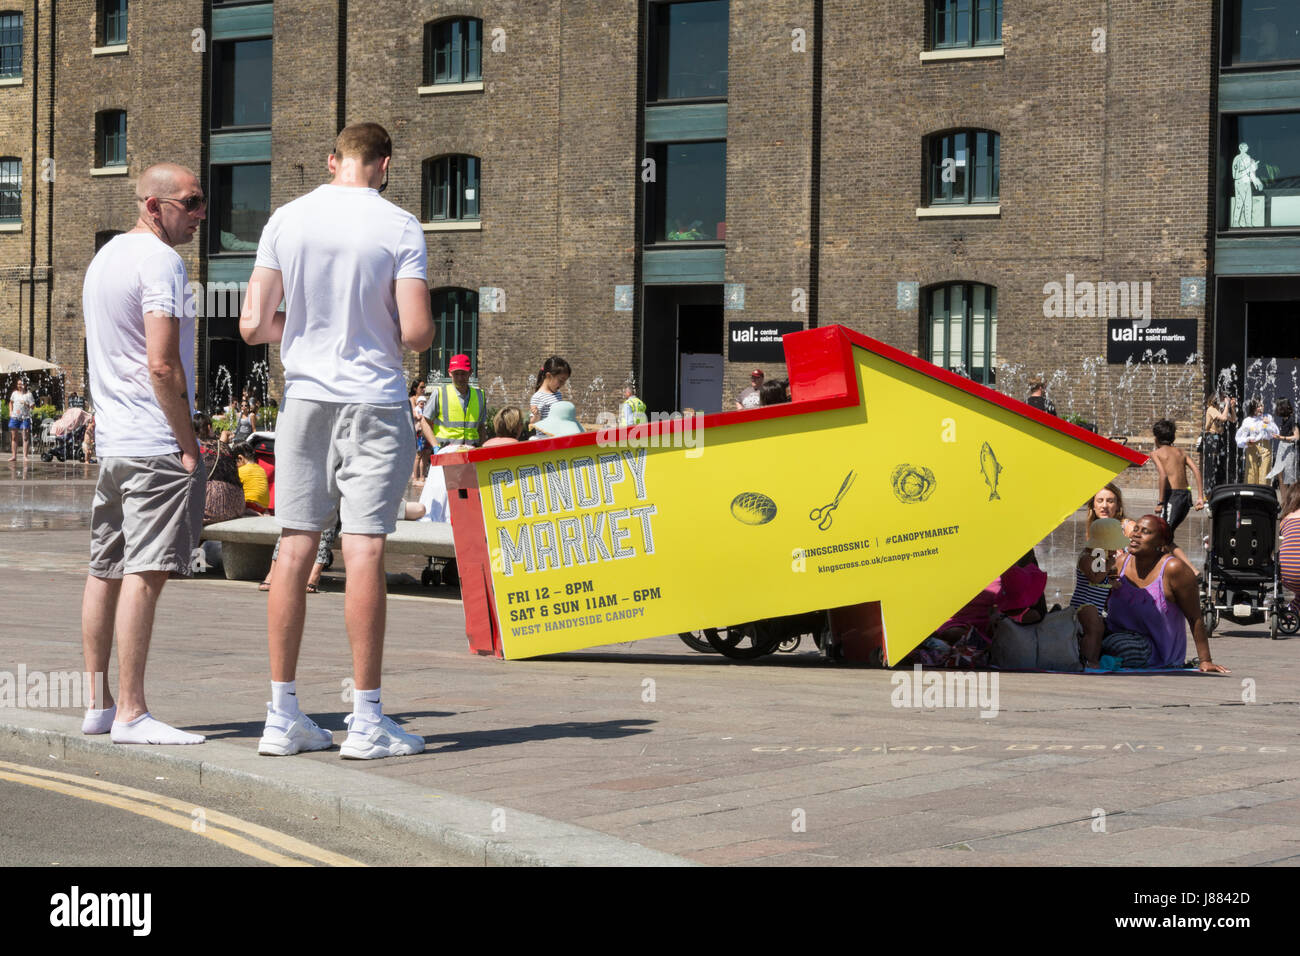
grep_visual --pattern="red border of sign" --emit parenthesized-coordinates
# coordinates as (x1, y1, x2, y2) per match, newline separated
(439, 324, 1147, 468)
(440, 324, 1147, 657)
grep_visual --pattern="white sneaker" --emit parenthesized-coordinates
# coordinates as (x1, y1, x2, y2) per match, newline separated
(339, 713, 425, 760)
(258, 705, 334, 756)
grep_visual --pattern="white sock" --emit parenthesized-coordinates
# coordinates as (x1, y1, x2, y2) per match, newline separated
(81, 704, 116, 735)
(110, 713, 205, 745)
(352, 688, 382, 727)
(271, 680, 300, 717)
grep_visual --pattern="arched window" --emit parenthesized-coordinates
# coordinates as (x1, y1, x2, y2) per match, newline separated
(930, 0, 1001, 49)
(428, 288, 479, 380)
(0, 157, 20, 222)
(422, 155, 480, 222)
(423, 18, 482, 85)
(925, 282, 997, 386)
(98, 0, 127, 47)
(0, 11, 21, 78)
(926, 129, 998, 205)
(95, 109, 127, 168)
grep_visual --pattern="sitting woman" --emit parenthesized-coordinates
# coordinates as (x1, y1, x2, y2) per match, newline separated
(194, 412, 244, 525)
(1088, 481, 1195, 572)
(1070, 517, 1130, 665)
(1098, 514, 1229, 673)
(484, 406, 526, 447)
(231, 441, 269, 514)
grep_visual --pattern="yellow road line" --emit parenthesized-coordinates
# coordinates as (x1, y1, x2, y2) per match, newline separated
(0, 769, 307, 866)
(0, 759, 364, 867)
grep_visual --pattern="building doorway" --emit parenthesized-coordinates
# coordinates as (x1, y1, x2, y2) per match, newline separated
(642, 285, 723, 413)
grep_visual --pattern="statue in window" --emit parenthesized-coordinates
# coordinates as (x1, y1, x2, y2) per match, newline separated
(1232, 143, 1264, 228)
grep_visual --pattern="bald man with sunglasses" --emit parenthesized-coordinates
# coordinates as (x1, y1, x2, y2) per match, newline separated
(79, 163, 208, 745)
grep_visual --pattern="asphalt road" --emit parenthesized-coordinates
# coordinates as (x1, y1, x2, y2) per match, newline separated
(0, 753, 461, 867)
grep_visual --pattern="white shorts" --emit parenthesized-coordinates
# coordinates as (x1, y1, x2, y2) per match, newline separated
(274, 398, 415, 536)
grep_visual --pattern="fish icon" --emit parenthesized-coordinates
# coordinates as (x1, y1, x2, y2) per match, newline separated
(980, 442, 1002, 501)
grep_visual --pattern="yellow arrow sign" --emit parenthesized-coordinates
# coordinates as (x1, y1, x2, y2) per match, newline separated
(444, 326, 1144, 661)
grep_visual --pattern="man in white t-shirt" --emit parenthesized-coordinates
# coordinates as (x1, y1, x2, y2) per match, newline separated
(241, 122, 434, 760)
(79, 162, 207, 746)
(7, 379, 34, 461)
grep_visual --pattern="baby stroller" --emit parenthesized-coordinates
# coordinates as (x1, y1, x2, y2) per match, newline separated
(40, 407, 90, 462)
(1200, 483, 1299, 639)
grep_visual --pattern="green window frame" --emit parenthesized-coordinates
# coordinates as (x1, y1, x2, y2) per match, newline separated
(925, 282, 997, 386)
(100, 0, 127, 46)
(423, 18, 482, 85)
(427, 288, 479, 379)
(0, 11, 21, 78)
(931, 0, 1002, 49)
(422, 155, 480, 222)
(96, 110, 127, 168)
(927, 129, 999, 205)
(0, 157, 20, 221)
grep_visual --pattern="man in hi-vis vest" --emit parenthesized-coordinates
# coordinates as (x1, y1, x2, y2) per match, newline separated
(420, 353, 487, 450)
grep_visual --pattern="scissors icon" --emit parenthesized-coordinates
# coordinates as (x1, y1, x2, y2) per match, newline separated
(809, 470, 856, 531)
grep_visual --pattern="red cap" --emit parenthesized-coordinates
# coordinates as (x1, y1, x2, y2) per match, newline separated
(751, 369, 764, 377)
(448, 354, 472, 373)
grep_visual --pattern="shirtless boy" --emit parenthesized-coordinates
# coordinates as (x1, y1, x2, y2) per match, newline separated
(1152, 418, 1205, 542)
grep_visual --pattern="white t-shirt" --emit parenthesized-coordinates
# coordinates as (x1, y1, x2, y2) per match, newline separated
(82, 233, 195, 457)
(255, 184, 427, 405)
(8, 390, 34, 420)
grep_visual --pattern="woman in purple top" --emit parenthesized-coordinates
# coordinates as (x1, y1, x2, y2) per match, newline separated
(1101, 515, 1229, 673)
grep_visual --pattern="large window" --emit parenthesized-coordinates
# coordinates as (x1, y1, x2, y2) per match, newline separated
(99, 0, 127, 46)
(213, 39, 271, 128)
(1221, 113, 1300, 230)
(95, 229, 122, 251)
(927, 129, 999, 205)
(210, 164, 270, 254)
(648, 0, 728, 101)
(930, 0, 1002, 49)
(1226, 1, 1300, 66)
(0, 11, 21, 78)
(0, 157, 19, 221)
(926, 283, 997, 386)
(423, 18, 481, 85)
(95, 110, 127, 168)
(422, 155, 480, 222)
(647, 141, 726, 243)
(428, 288, 479, 379)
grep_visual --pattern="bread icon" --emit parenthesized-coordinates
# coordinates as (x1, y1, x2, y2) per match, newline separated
(731, 492, 778, 525)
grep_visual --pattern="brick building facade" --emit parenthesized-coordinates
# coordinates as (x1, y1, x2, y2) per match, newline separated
(1, 1, 1226, 438)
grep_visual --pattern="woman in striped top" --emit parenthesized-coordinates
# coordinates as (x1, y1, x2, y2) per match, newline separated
(1278, 485, 1300, 611)
(529, 355, 572, 427)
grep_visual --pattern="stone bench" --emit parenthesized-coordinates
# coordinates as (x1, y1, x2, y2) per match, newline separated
(200, 516, 457, 581)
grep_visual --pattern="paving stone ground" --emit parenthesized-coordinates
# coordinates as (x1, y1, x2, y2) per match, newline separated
(1, 463, 1297, 866)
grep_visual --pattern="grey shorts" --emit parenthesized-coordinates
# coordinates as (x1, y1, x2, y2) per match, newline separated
(89, 454, 206, 578)
(274, 398, 415, 536)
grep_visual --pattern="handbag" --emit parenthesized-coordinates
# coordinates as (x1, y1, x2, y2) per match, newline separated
(989, 607, 1083, 671)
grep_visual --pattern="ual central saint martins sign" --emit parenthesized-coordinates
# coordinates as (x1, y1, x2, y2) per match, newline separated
(1106, 319, 1197, 365)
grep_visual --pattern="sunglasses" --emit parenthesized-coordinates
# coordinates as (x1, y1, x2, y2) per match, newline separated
(155, 194, 207, 212)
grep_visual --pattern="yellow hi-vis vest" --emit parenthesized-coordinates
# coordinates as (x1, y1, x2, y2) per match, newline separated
(432, 383, 485, 445)
(620, 396, 648, 425)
